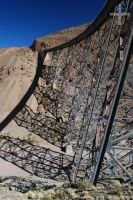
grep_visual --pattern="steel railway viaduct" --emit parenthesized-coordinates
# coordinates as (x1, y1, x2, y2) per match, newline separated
(0, 0, 133, 185)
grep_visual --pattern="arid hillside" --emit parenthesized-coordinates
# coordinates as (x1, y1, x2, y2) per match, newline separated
(0, 48, 37, 121)
(30, 23, 88, 51)
(0, 23, 88, 168)
(0, 23, 88, 124)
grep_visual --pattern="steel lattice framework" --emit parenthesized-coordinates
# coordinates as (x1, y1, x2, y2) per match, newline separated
(0, 0, 133, 185)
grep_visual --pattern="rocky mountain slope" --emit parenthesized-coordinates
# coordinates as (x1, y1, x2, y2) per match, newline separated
(30, 23, 88, 51)
(0, 23, 88, 121)
(0, 48, 36, 120)
(0, 24, 88, 177)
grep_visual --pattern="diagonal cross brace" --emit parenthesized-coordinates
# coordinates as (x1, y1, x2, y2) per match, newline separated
(93, 25, 133, 185)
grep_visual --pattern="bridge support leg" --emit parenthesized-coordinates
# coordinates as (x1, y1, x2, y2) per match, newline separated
(93, 26, 133, 185)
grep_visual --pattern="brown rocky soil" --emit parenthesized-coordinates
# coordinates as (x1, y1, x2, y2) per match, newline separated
(0, 48, 36, 119)
(0, 24, 88, 177)
(0, 177, 133, 200)
(30, 23, 88, 51)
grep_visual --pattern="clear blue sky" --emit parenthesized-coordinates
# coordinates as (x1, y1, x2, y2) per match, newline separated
(0, 0, 105, 48)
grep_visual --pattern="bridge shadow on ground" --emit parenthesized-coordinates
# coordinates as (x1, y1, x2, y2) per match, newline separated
(0, 135, 73, 181)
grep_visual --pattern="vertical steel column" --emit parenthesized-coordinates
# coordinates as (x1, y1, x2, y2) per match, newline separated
(93, 26, 133, 185)
(72, 4, 118, 184)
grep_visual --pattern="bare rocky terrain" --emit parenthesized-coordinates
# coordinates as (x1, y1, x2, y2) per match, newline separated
(30, 23, 88, 51)
(0, 24, 89, 138)
(0, 176, 133, 200)
(0, 48, 36, 120)
(0, 23, 88, 123)
(0, 24, 88, 179)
